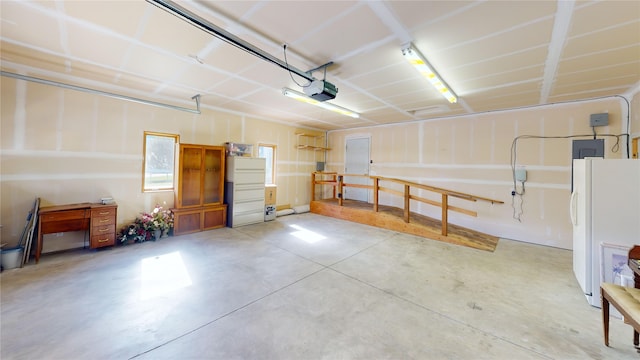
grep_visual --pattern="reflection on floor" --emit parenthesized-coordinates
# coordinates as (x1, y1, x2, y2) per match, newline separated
(1, 213, 637, 359)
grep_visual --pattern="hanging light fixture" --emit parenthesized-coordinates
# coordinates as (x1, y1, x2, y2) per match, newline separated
(282, 88, 360, 118)
(401, 43, 457, 104)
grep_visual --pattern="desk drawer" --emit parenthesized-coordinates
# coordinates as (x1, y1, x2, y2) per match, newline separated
(91, 215, 115, 227)
(40, 209, 88, 222)
(91, 207, 117, 217)
(92, 224, 115, 235)
(41, 219, 90, 233)
(91, 233, 115, 248)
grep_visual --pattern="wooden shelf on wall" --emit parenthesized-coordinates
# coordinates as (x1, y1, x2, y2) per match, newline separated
(296, 144, 330, 151)
(296, 133, 330, 151)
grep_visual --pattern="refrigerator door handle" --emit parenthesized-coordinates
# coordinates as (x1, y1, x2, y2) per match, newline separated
(570, 190, 577, 226)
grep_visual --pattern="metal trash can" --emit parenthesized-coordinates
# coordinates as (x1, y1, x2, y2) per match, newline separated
(265, 205, 276, 221)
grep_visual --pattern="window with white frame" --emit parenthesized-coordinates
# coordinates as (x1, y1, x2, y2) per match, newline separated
(143, 132, 179, 191)
(258, 144, 276, 185)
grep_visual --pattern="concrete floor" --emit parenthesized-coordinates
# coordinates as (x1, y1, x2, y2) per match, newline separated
(1, 213, 637, 359)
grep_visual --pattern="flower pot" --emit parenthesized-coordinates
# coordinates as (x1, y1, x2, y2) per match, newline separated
(161, 229, 169, 238)
(153, 229, 162, 241)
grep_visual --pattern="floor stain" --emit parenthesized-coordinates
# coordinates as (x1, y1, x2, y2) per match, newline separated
(467, 301, 483, 310)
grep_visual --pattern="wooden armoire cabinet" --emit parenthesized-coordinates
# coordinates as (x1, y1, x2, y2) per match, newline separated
(172, 144, 227, 235)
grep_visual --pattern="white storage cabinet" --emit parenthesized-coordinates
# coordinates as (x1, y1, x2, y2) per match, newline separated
(225, 157, 266, 227)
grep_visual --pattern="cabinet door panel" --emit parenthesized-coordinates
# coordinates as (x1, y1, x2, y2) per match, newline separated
(203, 148, 223, 204)
(181, 147, 202, 207)
(174, 211, 201, 235)
(203, 206, 226, 230)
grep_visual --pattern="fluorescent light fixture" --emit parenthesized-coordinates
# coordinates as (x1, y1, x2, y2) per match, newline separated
(411, 104, 449, 117)
(401, 43, 457, 103)
(282, 88, 360, 118)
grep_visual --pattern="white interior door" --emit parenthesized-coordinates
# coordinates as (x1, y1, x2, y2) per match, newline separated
(344, 137, 370, 202)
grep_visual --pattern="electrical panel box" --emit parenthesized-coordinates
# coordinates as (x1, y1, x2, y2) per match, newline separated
(590, 113, 609, 127)
(515, 168, 527, 182)
(571, 139, 605, 191)
(572, 139, 604, 159)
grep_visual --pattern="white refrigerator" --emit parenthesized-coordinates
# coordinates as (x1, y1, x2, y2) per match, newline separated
(570, 158, 640, 307)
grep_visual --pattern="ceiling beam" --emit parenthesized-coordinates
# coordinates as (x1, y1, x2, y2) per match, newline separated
(540, 0, 575, 103)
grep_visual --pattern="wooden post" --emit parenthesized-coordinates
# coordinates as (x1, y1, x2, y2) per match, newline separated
(373, 177, 379, 212)
(338, 175, 344, 206)
(311, 172, 316, 201)
(404, 184, 410, 223)
(332, 173, 337, 199)
(441, 194, 448, 236)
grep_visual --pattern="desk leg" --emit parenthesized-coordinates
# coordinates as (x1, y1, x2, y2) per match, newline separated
(36, 221, 43, 264)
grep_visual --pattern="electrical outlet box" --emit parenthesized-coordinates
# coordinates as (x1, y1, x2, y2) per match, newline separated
(590, 113, 609, 127)
(515, 168, 527, 182)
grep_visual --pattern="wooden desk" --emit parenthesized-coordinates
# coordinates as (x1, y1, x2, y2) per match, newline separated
(627, 245, 640, 289)
(36, 203, 117, 263)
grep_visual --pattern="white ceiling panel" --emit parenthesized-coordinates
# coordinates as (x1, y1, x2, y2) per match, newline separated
(66, 25, 132, 68)
(63, 0, 148, 37)
(140, 7, 213, 56)
(1, 0, 638, 131)
(0, 2, 63, 53)
(570, 1, 640, 34)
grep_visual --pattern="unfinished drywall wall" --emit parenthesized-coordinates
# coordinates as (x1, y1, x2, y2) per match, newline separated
(0, 77, 323, 249)
(326, 96, 638, 249)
